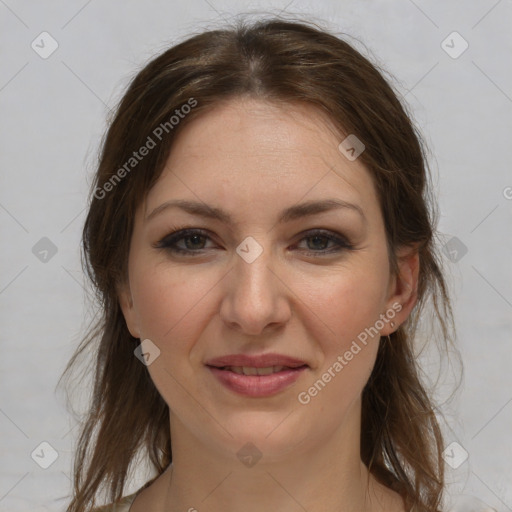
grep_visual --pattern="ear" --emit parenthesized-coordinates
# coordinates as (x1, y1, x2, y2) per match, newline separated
(381, 244, 420, 335)
(117, 279, 141, 339)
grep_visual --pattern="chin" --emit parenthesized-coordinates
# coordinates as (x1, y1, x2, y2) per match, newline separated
(204, 408, 315, 464)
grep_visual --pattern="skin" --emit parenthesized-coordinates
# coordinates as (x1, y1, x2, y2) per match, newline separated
(118, 97, 419, 512)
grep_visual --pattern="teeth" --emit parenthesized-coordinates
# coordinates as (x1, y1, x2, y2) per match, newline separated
(227, 366, 286, 375)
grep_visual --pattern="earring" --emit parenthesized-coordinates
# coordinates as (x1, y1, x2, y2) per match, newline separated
(390, 321, 395, 328)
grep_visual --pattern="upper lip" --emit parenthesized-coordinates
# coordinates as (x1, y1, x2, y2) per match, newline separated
(205, 353, 308, 368)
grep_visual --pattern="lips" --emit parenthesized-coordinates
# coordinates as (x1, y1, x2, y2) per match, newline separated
(205, 353, 309, 397)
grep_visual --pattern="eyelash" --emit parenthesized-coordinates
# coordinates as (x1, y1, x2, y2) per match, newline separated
(154, 227, 354, 257)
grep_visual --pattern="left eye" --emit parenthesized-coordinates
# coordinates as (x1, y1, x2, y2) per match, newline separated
(301, 234, 347, 252)
(293, 230, 353, 254)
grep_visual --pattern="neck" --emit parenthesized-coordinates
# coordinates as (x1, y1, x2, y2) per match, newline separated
(161, 402, 394, 512)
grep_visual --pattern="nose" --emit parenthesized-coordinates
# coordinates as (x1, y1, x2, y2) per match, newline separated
(219, 245, 291, 336)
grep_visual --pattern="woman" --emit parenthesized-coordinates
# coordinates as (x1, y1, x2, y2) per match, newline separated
(62, 17, 478, 512)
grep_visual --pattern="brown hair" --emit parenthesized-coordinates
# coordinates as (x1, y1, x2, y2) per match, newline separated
(61, 16, 455, 512)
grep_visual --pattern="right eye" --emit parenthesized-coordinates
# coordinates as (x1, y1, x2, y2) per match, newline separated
(155, 228, 218, 256)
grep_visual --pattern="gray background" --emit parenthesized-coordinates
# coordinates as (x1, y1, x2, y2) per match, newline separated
(0, 1, 511, 511)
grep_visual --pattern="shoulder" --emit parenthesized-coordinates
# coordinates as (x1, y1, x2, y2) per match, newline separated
(91, 493, 137, 512)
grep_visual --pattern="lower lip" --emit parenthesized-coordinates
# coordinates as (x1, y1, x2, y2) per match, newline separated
(207, 366, 307, 397)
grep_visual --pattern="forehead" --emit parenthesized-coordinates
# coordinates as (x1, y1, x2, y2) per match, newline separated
(144, 98, 380, 223)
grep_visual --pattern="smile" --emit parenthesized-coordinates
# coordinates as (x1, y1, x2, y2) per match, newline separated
(206, 364, 308, 397)
(220, 365, 293, 375)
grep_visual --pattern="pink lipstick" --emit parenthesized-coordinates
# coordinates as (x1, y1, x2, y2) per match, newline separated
(205, 353, 308, 397)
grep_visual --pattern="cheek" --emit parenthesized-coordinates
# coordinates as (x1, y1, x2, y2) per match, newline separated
(129, 262, 222, 404)
(300, 264, 389, 348)
(130, 260, 220, 344)
(292, 259, 389, 407)
(296, 275, 384, 415)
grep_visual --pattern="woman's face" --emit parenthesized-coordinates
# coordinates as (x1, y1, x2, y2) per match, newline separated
(119, 98, 416, 464)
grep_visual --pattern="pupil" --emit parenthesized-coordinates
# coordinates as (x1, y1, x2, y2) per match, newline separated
(186, 235, 204, 249)
(309, 236, 327, 250)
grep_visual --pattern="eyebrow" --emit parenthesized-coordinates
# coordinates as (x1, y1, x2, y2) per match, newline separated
(145, 198, 366, 225)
